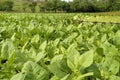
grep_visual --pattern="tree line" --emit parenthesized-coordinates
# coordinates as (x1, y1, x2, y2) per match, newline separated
(0, 0, 14, 11)
(0, 0, 120, 13)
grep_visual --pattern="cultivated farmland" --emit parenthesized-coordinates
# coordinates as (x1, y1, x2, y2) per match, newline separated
(0, 13, 120, 80)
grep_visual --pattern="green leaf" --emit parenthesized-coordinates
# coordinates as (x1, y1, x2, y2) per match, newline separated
(11, 33, 16, 41)
(21, 41, 29, 53)
(61, 74, 70, 80)
(51, 54, 63, 64)
(109, 75, 120, 80)
(107, 45, 118, 56)
(78, 50, 93, 69)
(66, 25, 72, 31)
(35, 51, 45, 62)
(28, 47, 37, 60)
(60, 46, 67, 55)
(1, 40, 15, 59)
(96, 47, 104, 57)
(101, 34, 107, 43)
(67, 44, 80, 72)
(67, 59, 76, 72)
(76, 72, 93, 80)
(6, 53, 16, 67)
(0, 27, 6, 33)
(48, 54, 68, 78)
(31, 34, 39, 43)
(48, 62, 67, 78)
(86, 64, 101, 79)
(10, 72, 26, 80)
(1, 41, 9, 59)
(76, 35, 83, 44)
(53, 38, 60, 47)
(63, 33, 78, 45)
(114, 30, 120, 47)
(22, 61, 48, 80)
(39, 41, 47, 51)
(102, 41, 118, 56)
(108, 60, 119, 75)
(50, 76, 59, 80)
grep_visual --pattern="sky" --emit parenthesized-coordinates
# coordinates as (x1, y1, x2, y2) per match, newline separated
(62, 0, 73, 2)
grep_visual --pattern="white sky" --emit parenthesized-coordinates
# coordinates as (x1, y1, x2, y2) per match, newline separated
(62, 0, 73, 2)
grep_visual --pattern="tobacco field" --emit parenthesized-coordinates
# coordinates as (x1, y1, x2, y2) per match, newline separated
(0, 13, 120, 80)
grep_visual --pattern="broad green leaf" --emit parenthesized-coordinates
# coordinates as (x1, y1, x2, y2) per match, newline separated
(0, 27, 6, 33)
(22, 61, 48, 80)
(39, 41, 47, 51)
(48, 62, 67, 78)
(1, 41, 9, 59)
(51, 54, 63, 64)
(101, 57, 113, 70)
(109, 75, 120, 80)
(63, 33, 78, 45)
(61, 74, 70, 80)
(86, 64, 101, 79)
(28, 47, 37, 60)
(96, 47, 104, 57)
(67, 59, 76, 72)
(78, 50, 93, 69)
(114, 30, 120, 47)
(31, 34, 39, 43)
(73, 15, 79, 20)
(10, 72, 26, 80)
(108, 60, 119, 75)
(76, 72, 93, 80)
(28, 22, 35, 30)
(102, 41, 118, 56)
(50, 76, 59, 80)
(101, 34, 107, 43)
(76, 35, 83, 44)
(6, 53, 16, 67)
(107, 45, 118, 56)
(67, 44, 80, 71)
(1, 40, 15, 59)
(60, 46, 67, 55)
(36, 51, 45, 62)
(66, 25, 72, 31)
(53, 38, 60, 47)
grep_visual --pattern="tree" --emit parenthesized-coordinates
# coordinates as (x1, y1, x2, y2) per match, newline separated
(61, 1, 70, 12)
(39, 0, 64, 13)
(50, 0, 60, 12)
(108, 0, 120, 11)
(70, 0, 81, 12)
(39, 1, 53, 12)
(39, 3, 46, 12)
(29, 2, 37, 12)
(0, 1, 4, 11)
(22, 2, 29, 12)
(2, 0, 14, 11)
